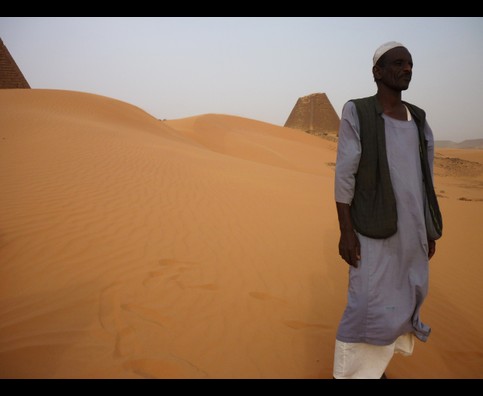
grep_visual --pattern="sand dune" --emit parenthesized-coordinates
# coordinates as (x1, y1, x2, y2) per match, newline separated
(0, 89, 482, 378)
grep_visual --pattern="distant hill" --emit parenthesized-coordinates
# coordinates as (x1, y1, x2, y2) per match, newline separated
(435, 139, 483, 149)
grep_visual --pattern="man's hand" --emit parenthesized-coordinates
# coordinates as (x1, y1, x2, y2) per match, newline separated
(339, 229, 361, 268)
(336, 202, 361, 267)
(428, 239, 436, 260)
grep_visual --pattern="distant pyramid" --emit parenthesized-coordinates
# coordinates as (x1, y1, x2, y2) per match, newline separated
(284, 93, 339, 139)
(0, 38, 30, 89)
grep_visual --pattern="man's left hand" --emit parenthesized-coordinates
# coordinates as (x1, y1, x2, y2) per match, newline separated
(428, 240, 436, 260)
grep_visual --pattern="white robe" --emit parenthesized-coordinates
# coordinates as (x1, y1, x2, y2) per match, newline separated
(334, 101, 433, 346)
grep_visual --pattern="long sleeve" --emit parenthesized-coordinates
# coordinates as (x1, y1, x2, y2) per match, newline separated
(335, 101, 362, 204)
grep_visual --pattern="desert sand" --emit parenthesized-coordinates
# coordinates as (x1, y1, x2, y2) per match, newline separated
(0, 89, 482, 379)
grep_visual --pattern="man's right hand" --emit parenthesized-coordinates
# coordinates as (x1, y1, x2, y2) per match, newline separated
(338, 229, 361, 268)
(336, 202, 360, 268)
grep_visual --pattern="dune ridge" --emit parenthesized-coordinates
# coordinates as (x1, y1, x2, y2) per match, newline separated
(0, 89, 482, 378)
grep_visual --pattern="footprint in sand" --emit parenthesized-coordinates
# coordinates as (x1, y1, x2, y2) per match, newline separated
(144, 259, 218, 291)
(123, 358, 185, 379)
(188, 283, 219, 291)
(249, 291, 286, 303)
(143, 271, 180, 286)
(176, 282, 219, 291)
(114, 326, 140, 358)
(158, 259, 198, 268)
(99, 283, 141, 358)
(121, 303, 167, 327)
(457, 197, 483, 202)
(123, 357, 208, 379)
(143, 259, 195, 287)
(158, 259, 182, 267)
(142, 270, 166, 286)
(98, 282, 123, 332)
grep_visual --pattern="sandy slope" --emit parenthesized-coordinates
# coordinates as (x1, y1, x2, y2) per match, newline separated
(0, 89, 481, 378)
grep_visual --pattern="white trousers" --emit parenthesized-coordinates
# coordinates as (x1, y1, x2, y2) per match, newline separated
(333, 333, 414, 379)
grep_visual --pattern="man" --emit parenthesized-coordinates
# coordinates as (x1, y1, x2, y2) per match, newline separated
(333, 41, 442, 379)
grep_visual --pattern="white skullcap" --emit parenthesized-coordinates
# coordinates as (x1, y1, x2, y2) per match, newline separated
(373, 41, 405, 66)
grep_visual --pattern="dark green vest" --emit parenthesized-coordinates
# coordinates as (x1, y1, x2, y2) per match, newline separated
(350, 95, 443, 239)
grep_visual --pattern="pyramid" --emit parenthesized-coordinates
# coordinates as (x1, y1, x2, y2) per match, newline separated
(284, 93, 339, 138)
(0, 38, 30, 89)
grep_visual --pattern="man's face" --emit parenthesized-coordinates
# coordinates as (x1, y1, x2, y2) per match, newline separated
(375, 47, 413, 92)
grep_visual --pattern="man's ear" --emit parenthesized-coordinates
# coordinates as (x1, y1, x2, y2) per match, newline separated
(372, 64, 383, 80)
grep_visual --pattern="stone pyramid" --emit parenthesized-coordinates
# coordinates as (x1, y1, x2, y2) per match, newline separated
(0, 38, 30, 89)
(284, 93, 339, 138)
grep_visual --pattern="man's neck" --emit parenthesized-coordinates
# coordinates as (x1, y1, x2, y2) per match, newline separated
(376, 88, 407, 120)
(376, 88, 402, 108)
